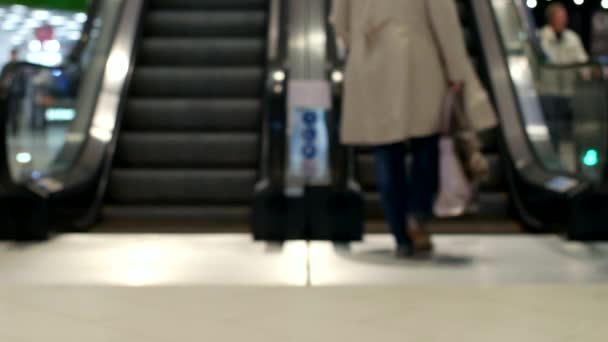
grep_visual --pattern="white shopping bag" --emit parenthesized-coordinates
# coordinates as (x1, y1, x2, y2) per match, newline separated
(434, 137, 473, 218)
(433, 88, 474, 218)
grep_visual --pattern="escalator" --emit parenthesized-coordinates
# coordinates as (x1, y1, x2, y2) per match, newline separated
(100, 0, 269, 227)
(0, 0, 284, 237)
(2, 0, 608, 240)
(355, 0, 516, 233)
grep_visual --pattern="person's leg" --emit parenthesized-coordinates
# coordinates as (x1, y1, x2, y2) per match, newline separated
(409, 134, 440, 221)
(373, 142, 410, 248)
(406, 134, 439, 253)
(539, 95, 561, 150)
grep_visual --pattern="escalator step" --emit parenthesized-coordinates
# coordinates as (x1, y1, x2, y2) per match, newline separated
(130, 67, 263, 98)
(115, 133, 258, 168)
(139, 38, 265, 66)
(148, 0, 267, 10)
(108, 169, 256, 204)
(145, 11, 266, 38)
(102, 205, 250, 223)
(124, 98, 260, 132)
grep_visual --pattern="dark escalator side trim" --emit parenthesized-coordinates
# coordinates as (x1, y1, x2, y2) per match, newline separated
(68, 0, 147, 229)
(253, 0, 295, 241)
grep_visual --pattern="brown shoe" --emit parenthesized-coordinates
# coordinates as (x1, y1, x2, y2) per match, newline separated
(408, 217, 434, 254)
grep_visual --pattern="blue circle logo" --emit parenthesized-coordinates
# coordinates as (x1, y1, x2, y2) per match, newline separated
(303, 128, 317, 141)
(302, 145, 317, 159)
(303, 111, 318, 125)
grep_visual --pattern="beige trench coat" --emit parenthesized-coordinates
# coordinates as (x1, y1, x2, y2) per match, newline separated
(331, 0, 497, 145)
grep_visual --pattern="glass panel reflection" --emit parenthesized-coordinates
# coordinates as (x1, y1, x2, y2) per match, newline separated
(490, 0, 608, 186)
(1, 0, 120, 185)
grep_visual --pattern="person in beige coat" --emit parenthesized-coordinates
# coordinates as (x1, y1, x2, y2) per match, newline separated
(331, 0, 496, 256)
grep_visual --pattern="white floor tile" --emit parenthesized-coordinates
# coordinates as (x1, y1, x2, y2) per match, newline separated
(0, 286, 607, 342)
(309, 235, 608, 285)
(0, 234, 308, 286)
(1, 234, 608, 286)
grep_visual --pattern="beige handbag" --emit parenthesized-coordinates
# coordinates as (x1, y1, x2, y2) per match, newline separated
(434, 87, 489, 218)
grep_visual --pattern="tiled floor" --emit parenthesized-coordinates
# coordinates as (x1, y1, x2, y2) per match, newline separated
(1, 234, 607, 286)
(1, 234, 607, 341)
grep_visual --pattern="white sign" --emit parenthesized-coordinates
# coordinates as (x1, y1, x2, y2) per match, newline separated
(286, 80, 332, 197)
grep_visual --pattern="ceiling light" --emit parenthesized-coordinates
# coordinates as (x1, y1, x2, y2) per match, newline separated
(43, 39, 61, 53)
(49, 16, 66, 26)
(2, 22, 18, 31)
(28, 40, 42, 52)
(67, 31, 81, 41)
(11, 36, 24, 45)
(74, 12, 87, 23)
(65, 21, 82, 30)
(10, 4, 28, 14)
(31, 10, 50, 20)
(24, 20, 41, 29)
(5, 13, 23, 23)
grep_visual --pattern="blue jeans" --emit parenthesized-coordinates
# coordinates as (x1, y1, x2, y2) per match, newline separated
(373, 135, 440, 247)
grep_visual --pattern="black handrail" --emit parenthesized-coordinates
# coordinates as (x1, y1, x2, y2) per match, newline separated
(258, 0, 288, 188)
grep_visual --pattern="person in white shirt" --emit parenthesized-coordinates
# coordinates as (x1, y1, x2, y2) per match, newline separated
(538, 3, 588, 66)
(537, 3, 589, 147)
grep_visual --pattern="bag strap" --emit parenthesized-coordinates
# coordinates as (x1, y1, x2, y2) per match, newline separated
(440, 86, 467, 135)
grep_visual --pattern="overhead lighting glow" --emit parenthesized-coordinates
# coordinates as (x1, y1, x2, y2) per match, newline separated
(24, 19, 41, 29)
(526, 0, 537, 8)
(67, 31, 81, 41)
(28, 40, 42, 52)
(4, 13, 22, 23)
(43, 39, 61, 53)
(31, 10, 50, 20)
(17, 27, 31, 35)
(10, 36, 24, 45)
(2, 23, 18, 31)
(16, 152, 32, 164)
(10, 4, 28, 14)
(573, 0, 584, 5)
(65, 21, 81, 30)
(49, 15, 66, 26)
(74, 12, 87, 23)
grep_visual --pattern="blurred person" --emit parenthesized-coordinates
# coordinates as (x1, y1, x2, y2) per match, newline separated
(3, 49, 27, 135)
(539, 3, 588, 66)
(331, 0, 496, 257)
(32, 70, 54, 131)
(538, 2, 589, 147)
(9, 49, 18, 63)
